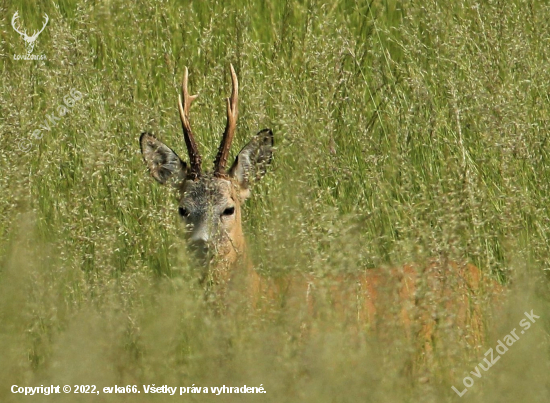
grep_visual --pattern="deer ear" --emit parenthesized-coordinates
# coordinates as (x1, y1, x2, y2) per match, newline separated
(140, 133, 188, 186)
(228, 129, 273, 199)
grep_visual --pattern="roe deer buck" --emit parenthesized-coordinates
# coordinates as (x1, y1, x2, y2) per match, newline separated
(140, 65, 503, 353)
(140, 65, 272, 290)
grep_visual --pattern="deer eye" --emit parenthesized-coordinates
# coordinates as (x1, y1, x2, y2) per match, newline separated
(222, 206, 235, 216)
(178, 207, 190, 218)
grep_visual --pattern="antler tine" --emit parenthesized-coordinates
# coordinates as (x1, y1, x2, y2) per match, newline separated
(178, 67, 202, 178)
(11, 12, 27, 36)
(34, 14, 49, 38)
(214, 64, 239, 176)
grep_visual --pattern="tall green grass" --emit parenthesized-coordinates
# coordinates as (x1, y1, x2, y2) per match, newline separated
(1, 0, 549, 401)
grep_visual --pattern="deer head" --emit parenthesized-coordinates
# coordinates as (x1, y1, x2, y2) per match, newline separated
(140, 65, 273, 279)
(11, 12, 49, 55)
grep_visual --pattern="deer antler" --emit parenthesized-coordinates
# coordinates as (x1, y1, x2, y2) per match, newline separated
(11, 12, 28, 38)
(177, 67, 202, 179)
(214, 64, 239, 176)
(29, 14, 49, 40)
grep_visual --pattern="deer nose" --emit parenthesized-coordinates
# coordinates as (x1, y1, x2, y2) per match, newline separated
(189, 226, 210, 253)
(189, 238, 210, 260)
(190, 238, 208, 249)
(190, 227, 209, 244)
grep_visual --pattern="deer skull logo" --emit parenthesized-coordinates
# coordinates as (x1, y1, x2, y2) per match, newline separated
(11, 12, 49, 55)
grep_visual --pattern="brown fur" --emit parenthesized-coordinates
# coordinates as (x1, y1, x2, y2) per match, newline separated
(140, 65, 504, 358)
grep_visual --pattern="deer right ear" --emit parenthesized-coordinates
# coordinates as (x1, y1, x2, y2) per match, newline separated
(140, 133, 188, 186)
(228, 129, 274, 199)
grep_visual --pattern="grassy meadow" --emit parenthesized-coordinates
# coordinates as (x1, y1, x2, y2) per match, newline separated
(1, 0, 550, 401)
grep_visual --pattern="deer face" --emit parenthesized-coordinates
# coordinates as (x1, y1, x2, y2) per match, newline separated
(140, 65, 273, 270)
(178, 175, 243, 260)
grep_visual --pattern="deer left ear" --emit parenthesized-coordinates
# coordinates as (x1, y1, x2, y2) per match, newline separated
(140, 133, 188, 186)
(228, 129, 273, 199)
